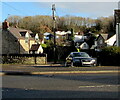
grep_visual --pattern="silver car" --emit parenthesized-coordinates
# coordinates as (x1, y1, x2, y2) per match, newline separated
(65, 52, 96, 67)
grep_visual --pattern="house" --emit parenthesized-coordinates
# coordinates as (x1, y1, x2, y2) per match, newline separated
(80, 42, 89, 50)
(74, 35, 86, 43)
(1, 20, 43, 54)
(105, 34, 116, 46)
(56, 31, 73, 41)
(94, 34, 108, 50)
(35, 33, 44, 44)
(2, 27, 36, 54)
(29, 44, 43, 54)
(44, 32, 53, 40)
(74, 34, 87, 49)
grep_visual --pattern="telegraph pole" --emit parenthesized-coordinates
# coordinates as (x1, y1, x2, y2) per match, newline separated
(52, 4, 56, 63)
(115, 2, 120, 47)
(116, 23, 120, 46)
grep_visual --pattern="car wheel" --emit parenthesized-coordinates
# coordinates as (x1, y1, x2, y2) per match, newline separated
(71, 62, 74, 67)
(93, 63, 96, 67)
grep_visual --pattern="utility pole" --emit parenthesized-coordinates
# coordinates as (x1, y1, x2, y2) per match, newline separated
(116, 23, 120, 46)
(52, 4, 56, 63)
(115, 1, 120, 47)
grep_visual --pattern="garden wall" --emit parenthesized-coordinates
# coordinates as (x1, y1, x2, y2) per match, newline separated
(1, 54, 47, 64)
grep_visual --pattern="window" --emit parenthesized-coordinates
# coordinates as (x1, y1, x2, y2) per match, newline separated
(99, 40, 103, 44)
(20, 31, 27, 37)
(15, 40, 18, 42)
(25, 37, 29, 43)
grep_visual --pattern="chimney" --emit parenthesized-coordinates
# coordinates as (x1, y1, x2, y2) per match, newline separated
(2, 19, 9, 30)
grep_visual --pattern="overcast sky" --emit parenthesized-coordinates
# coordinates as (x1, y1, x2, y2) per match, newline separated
(1, 1, 119, 22)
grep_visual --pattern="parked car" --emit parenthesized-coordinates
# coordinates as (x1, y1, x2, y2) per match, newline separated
(65, 52, 96, 67)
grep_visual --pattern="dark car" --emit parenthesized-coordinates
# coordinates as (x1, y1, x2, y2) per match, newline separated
(65, 52, 96, 67)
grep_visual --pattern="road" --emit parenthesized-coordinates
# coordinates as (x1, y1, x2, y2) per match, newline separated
(2, 72, 119, 99)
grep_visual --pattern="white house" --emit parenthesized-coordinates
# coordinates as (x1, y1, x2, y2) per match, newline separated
(105, 34, 116, 46)
(74, 35, 86, 43)
(29, 44, 43, 54)
(56, 31, 67, 35)
(80, 42, 89, 50)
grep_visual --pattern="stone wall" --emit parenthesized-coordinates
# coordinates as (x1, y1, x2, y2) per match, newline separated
(1, 54, 47, 64)
(2, 30, 20, 54)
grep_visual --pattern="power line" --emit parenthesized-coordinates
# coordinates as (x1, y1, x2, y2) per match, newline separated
(2, 2, 54, 18)
(2, 2, 28, 16)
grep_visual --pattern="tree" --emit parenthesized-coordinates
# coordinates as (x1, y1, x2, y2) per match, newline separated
(7, 16, 22, 26)
(84, 33, 96, 48)
(95, 19, 103, 31)
(7, 15, 114, 37)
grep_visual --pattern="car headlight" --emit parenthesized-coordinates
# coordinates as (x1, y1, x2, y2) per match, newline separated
(91, 59, 95, 63)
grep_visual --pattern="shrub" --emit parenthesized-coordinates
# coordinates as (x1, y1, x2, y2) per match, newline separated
(99, 46, 120, 66)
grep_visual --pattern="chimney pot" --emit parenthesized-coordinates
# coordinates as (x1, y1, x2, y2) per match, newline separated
(2, 19, 9, 30)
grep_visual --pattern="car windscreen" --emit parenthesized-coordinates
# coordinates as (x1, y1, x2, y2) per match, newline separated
(73, 53, 90, 57)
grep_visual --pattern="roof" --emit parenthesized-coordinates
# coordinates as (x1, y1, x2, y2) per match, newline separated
(96, 34, 108, 41)
(80, 42, 89, 49)
(8, 27, 34, 40)
(105, 34, 116, 46)
(74, 35, 85, 42)
(44, 32, 51, 36)
(30, 44, 40, 51)
(107, 31, 115, 39)
(100, 34, 108, 40)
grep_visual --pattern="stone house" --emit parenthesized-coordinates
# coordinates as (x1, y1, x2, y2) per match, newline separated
(2, 27, 37, 54)
(1, 20, 43, 54)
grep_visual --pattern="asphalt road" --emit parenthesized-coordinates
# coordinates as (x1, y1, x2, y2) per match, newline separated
(1, 64, 120, 72)
(2, 72, 119, 99)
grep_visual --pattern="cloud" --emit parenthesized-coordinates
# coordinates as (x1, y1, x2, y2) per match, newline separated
(53, 2, 118, 18)
(36, 2, 118, 18)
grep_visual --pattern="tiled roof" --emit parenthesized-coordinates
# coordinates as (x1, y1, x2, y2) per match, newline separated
(30, 44, 40, 51)
(96, 34, 108, 41)
(8, 27, 34, 40)
(100, 34, 108, 40)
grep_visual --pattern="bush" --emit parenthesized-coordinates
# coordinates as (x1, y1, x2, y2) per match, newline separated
(99, 46, 120, 66)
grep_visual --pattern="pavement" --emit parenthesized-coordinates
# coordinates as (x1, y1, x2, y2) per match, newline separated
(0, 63, 120, 76)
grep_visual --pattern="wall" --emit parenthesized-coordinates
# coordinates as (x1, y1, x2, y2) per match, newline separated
(23, 57, 46, 64)
(1, 54, 47, 64)
(2, 30, 20, 54)
(96, 35, 106, 49)
(19, 39, 35, 54)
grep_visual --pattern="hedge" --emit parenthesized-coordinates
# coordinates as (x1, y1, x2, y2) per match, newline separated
(43, 46, 77, 62)
(98, 46, 120, 66)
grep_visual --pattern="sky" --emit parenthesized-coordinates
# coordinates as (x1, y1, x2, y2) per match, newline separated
(0, 0, 120, 22)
